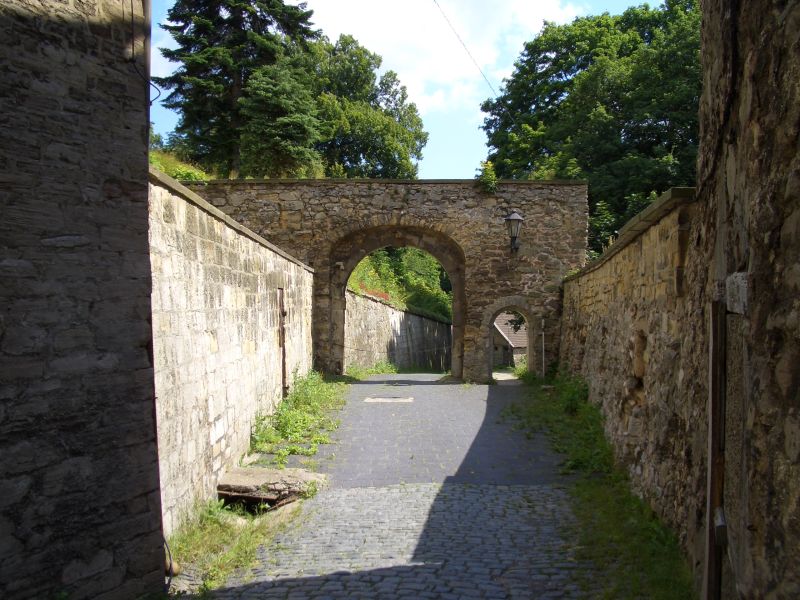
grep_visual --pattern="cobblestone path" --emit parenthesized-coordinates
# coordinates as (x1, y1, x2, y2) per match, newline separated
(209, 374, 595, 599)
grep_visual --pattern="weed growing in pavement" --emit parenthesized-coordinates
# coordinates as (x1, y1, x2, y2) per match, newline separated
(298, 457, 320, 470)
(168, 499, 300, 594)
(250, 371, 346, 468)
(506, 370, 695, 599)
(300, 480, 319, 499)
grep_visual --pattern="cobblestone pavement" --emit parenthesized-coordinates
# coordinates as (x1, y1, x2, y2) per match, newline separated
(203, 374, 595, 599)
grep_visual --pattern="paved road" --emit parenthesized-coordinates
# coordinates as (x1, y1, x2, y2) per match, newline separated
(207, 373, 594, 599)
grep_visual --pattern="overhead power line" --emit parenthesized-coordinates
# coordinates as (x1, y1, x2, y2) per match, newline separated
(431, 0, 524, 136)
(431, 0, 499, 99)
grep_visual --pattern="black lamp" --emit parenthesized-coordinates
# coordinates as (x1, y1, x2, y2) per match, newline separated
(504, 210, 524, 252)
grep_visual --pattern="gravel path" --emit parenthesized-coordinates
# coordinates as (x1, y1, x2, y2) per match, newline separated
(204, 373, 595, 599)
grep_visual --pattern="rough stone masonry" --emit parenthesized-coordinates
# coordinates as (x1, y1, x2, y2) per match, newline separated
(187, 179, 588, 382)
(148, 170, 314, 537)
(1, 1, 164, 598)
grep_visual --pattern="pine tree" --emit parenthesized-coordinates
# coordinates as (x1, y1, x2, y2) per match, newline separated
(155, 0, 316, 178)
(239, 60, 322, 178)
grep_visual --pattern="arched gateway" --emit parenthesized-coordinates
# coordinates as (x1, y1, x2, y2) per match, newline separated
(188, 179, 587, 381)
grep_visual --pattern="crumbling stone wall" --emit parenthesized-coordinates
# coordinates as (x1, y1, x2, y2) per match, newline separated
(697, 2, 800, 596)
(187, 180, 587, 382)
(148, 171, 313, 536)
(0, 1, 164, 598)
(560, 189, 708, 573)
(345, 291, 451, 372)
(562, 3, 800, 592)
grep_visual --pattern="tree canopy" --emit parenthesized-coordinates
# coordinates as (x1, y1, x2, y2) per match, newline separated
(481, 0, 700, 251)
(155, 0, 316, 178)
(156, 2, 427, 179)
(308, 36, 428, 178)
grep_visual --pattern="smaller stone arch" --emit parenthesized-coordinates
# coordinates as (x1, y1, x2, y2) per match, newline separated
(481, 296, 541, 381)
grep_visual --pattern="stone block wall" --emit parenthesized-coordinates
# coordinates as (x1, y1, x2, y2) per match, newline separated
(696, 2, 799, 595)
(186, 180, 587, 381)
(344, 291, 451, 372)
(148, 171, 313, 536)
(560, 189, 709, 573)
(0, 1, 164, 598)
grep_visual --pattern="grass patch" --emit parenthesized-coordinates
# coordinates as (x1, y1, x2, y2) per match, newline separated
(250, 371, 346, 468)
(506, 371, 695, 599)
(168, 499, 300, 594)
(344, 359, 399, 380)
(149, 149, 210, 181)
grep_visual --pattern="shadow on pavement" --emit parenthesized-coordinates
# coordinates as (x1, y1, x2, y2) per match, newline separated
(175, 374, 590, 599)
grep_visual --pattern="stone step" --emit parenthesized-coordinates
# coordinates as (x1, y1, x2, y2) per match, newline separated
(217, 466, 326, 507)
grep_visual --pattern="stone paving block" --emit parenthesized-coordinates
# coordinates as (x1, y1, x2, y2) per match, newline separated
(192, 374, 597, 599)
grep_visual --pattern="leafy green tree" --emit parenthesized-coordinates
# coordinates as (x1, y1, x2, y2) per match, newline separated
(310, 35, 429, 178)
(482, 0, 700, 250)
(155, 0, 316, 178)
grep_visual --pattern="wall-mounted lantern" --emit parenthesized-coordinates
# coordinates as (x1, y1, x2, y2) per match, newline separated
(504, 210, 524, 252)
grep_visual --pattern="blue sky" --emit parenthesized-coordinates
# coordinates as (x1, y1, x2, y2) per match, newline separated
(150, 0, 642, 178)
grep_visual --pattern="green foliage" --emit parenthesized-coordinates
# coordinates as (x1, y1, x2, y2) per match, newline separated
(168, 499, 297, 592)
(309, 35, 428, 178)
(155, 0, 316, 178)
(345, 360, 399, 380)
(156, 4, 427, 180)
(239, 60, 324, 178)
(149, 150, 210, 181)
(572, 475, 695, 599)
(250, 371, 346, 467)
(475, 160, 498, 194)
(512, 356, 528, 378)
(149, 122, 164, 150)
(347, 247, 452, 322)
(501, 310, 526, 333)
(505, 373, 612, 473)
(506, 371, 695, 598)
(482, 0, 700, 251)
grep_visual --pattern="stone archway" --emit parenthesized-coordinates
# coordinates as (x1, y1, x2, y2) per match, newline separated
(481, 296, 539, 380)
(327, 225, 466, 378)
(187, 179, 588, 381)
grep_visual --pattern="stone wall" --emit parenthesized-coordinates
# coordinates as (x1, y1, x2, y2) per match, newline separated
(186, 180, 587, 381)
(560, 189, 709, 574)
(697, 2, 799, 596)
(0, 1, 164, 598)
(148, 170, 313, 536)
(344, 291, 451, 372)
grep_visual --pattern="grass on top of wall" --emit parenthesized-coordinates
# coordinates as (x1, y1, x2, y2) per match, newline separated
(505, 372, 695, 599)
(250, 371, 347, 468)
(149, 149, 210, 181)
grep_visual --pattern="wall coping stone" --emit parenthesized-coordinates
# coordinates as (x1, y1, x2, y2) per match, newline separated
(149, 167, 314, 273)
(187, 178, 588, 187)
(564, 186, 696, 282)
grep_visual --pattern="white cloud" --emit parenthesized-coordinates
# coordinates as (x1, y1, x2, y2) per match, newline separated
(152, 1, 583, 111)
(151, 27, 178, 79)
(293, 0, 583, 115)
(149, 0, 586, 175)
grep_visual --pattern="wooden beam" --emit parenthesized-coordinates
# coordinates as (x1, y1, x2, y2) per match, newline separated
(703, 301, 727, 599)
